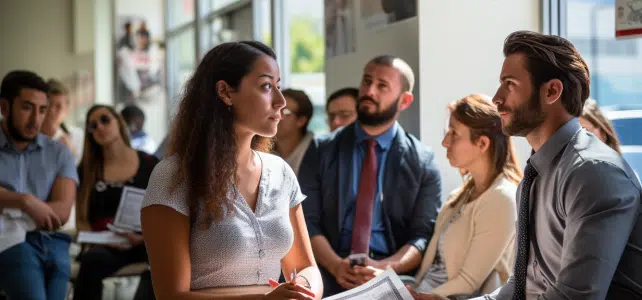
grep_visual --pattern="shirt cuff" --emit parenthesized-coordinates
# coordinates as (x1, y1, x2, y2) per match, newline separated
(407, 237, 428, 253)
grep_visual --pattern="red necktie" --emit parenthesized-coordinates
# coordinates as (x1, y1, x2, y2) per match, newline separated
(350, 139, 378, 255)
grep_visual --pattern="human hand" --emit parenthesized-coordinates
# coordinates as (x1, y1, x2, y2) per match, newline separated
(117, 231, 145, 246)
(353, 265, 384, 284)
(330, 257, 359, 290)
(22, 194, 62, 231)
(265, 279, 315, 300)
(406, 285, 449, 300)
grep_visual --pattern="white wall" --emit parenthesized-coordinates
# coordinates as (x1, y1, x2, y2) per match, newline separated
(325, 1, 420, 137)
(0, 0, 94, 83)
(418, 0, 541, 200)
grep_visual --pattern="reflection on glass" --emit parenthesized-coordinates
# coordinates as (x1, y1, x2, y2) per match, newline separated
(168, 0, 195, 29)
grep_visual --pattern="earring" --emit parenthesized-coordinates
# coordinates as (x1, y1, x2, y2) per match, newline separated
(228, 105, 232, 112)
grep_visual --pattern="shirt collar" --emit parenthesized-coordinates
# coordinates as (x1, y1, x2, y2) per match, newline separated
(0, 125, 46, 151)
(530, 118, 581, 175)
(354, 121, 398, 150)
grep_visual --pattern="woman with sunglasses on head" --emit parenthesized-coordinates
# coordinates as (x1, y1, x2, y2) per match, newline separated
(407, 95, 522, 300)
(73, 105, 159, 300)
(141, 41, 322, 300)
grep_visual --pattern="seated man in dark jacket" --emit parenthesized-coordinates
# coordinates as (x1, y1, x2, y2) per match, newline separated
(299, 55, 442, 297)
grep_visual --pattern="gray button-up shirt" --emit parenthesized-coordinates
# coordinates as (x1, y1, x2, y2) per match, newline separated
(479, 118, 642, 300)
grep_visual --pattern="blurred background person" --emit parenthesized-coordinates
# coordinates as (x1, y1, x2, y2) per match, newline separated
(275, 88, 314, 175)
(408, 94, 521, 299)
(121, 105, 157, 154)
(41, 78, 84, 165)
(74, 105, 158, 299)
(579, 99, 621, 154)
(326, 87, 358, 132)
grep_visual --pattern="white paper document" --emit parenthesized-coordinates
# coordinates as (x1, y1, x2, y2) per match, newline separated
(113, 186, 145, 232)
(77, 231, 131, 247)
(323, 269, 414, 300)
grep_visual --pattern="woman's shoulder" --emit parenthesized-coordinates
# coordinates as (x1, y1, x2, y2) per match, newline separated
(257, 151, 294, 177)
(142, 155, 190, 216)
(478, 175, 518, 209)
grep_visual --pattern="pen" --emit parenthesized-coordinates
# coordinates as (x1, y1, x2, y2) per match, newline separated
(290, 268, 297, 282)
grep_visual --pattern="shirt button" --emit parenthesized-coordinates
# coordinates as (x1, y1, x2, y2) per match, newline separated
(259, 249, 265, 258)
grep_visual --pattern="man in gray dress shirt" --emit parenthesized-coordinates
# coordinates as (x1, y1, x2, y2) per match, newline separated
(466, 31, 642, 300)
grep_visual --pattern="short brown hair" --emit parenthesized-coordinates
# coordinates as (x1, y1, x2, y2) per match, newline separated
(503, 31, 590, 117)
(368, 55, 415, 93)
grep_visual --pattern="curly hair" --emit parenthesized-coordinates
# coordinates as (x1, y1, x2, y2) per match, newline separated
(167, 41, 276, 228)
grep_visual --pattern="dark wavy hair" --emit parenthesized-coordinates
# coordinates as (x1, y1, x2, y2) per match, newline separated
(167, 41, 276, 228)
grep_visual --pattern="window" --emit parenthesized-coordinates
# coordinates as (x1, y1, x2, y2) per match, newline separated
(558, 0, 642, 175)
(564, 0, 642, 107)
(167, 27, 195, 114)
(284, 0, 327, 134)
(168, 0, 195, 29)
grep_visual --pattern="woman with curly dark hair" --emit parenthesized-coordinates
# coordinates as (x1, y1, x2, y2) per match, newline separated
(140, 41, 322, 300)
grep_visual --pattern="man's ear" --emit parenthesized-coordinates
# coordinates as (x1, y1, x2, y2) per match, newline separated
(0, 99, 9, 118)
(216, 80, 233, 106)
(542, 79, 563, 105)
(296, 116, 309, 129)
(399, 91, 414, 110)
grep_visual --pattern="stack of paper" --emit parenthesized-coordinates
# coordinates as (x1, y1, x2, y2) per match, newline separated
(323, 269, 414, 300)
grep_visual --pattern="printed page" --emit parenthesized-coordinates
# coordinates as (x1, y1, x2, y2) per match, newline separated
(323, 269, 414, 300)
(113, 186, 146, 231)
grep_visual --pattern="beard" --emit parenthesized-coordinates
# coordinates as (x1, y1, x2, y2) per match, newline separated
(497, 89, 547, 137)
(7, 108, 36, 142)
(357, 95, 400, 126)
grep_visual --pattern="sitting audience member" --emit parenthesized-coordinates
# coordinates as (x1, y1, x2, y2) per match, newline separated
(275, 88, 314, 175)
(471, 30, 642, 300)
(0, 71, 78, 300)
(41, 79, 84, 165)
(407, 94, 521, 299)
(141, 41, 322, 299)
(121, 105, 157, 154)
(326, 87, 358, 132)
(73, 104, 159, 300)
(299, 55, 442, 297)
(578, 98, 621, 154)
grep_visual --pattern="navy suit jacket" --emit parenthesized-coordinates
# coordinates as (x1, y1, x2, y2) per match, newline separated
(299, 124, 442, 259)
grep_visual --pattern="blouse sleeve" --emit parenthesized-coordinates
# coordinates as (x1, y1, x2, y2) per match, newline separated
(283, 158, 306, 208)
(141, 158, 190, 216)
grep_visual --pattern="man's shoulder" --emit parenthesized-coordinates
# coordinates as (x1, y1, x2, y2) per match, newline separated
(563, 131, 635, 178)
(38, 134, 73, 160)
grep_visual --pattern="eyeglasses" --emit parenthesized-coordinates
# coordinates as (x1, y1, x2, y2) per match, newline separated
(88, 114, 112, 133)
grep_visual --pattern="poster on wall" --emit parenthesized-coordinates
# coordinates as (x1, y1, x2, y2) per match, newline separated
(325, 0, 356, 58)
(360, 0, 417, 31)
(114, 0, 167, 153)
(115, 0, 166, 106)
(616, 0, 642, 39)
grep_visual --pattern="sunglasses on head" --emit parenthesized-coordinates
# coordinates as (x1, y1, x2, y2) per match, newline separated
(88, 114, 112, 132)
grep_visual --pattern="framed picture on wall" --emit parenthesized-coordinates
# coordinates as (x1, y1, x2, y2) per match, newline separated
(360, 0, 417, 30)
(325, 0, 357, 58)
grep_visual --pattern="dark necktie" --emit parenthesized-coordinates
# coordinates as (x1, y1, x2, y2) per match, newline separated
(350, 139, 378, 255)
(513, 161, 538, 300)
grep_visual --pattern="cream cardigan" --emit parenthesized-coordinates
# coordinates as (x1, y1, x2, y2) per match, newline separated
(414, 174, 517, 297)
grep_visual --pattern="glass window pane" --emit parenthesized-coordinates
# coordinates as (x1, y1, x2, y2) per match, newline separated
(200, 0, 242, 16)
(167, 27, 195, 113)
(168, 0, 195, 29)
(199, 3, 253, 55)
(284, 0, 327, 134)
(566, 0, 642, 107)
(257, 0, 272, 46)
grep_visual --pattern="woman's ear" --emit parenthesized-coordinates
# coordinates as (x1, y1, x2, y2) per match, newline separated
(478, 135, 491, 153)
(216, 80, 233, 106)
